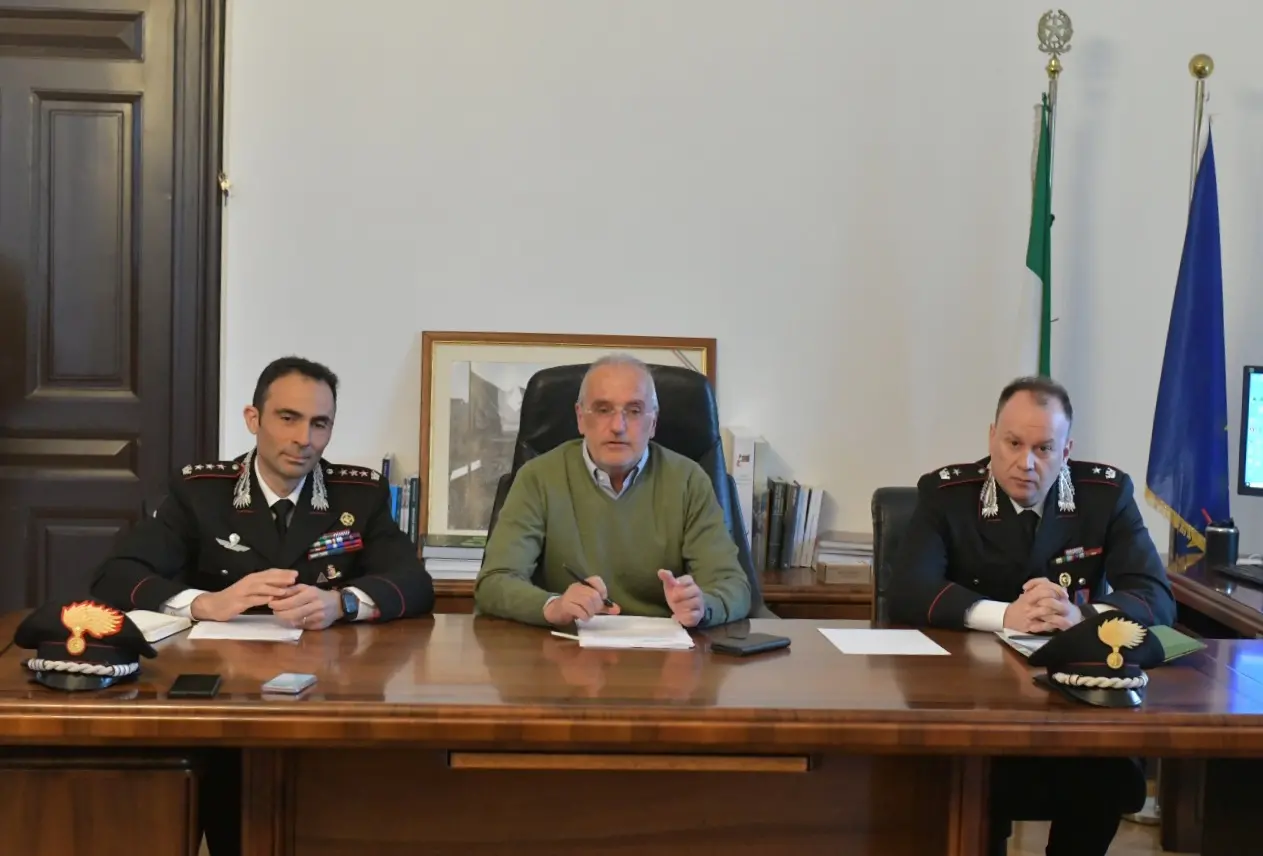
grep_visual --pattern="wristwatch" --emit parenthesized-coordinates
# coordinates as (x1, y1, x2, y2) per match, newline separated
(337, 588, 359, 623)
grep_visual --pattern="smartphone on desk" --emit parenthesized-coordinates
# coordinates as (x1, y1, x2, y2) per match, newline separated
(168, 673, 222, 699)
(262, 673, 317, 694)
(708, 624, 791, 657)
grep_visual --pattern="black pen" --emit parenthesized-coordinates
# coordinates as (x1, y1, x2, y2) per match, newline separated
(563, 564, 613, 608)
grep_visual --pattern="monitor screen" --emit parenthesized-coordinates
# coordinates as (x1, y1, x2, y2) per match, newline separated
(1239, 366, 1263, 495)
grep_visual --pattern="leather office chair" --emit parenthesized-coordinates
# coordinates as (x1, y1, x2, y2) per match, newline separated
(485, 363, 774, 619)
(869, 487, 918, 626)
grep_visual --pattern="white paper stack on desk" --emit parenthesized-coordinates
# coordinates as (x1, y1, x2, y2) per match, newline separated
(575, 615, 695, 650)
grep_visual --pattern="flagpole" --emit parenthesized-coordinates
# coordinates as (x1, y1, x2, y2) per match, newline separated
(1188, 54, 1214, 202)
(1037, 10, 1073, 189)
(1169, 54, 1213, 563)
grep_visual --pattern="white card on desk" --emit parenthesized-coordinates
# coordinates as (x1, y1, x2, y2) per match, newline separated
(576, 615, 694, 650)
(818, 628, 949, 656)
(187, 615, 302, 642)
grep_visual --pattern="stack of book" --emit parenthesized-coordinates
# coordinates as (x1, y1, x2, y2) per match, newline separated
(420, 534, 485, 580)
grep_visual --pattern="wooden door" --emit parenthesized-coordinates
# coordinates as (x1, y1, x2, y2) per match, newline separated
(0, 0, 222, 610)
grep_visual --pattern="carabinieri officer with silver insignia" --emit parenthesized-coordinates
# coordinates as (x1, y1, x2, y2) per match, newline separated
(89, 356, 434, 856)
(90, 355, 435, 627)
(889, 376, 1175, 856)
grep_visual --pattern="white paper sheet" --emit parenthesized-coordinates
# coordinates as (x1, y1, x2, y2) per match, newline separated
(818, 628, 949, 656)
(576, 615, 694, 650)
(187, 615, 303, 642)
(995, 629, 1051, 657)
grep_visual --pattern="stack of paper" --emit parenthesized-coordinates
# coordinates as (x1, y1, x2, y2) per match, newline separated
(187, 615, 302, 642)
(126, 610, 192, 643)
(575, 615, 694, 650)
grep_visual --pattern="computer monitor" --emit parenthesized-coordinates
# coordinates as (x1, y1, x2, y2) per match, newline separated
(1238, 366, 1263, 496)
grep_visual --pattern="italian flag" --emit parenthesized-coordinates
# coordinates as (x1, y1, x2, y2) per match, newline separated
(1026, 94, 1053, 377)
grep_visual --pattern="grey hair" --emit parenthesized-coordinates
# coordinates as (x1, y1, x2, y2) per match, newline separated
(577, 353, 659, 409)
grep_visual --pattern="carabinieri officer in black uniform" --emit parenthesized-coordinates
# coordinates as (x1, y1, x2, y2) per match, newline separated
(889, 375, 1175, 856)
(91, 356, 434, 626)
(89, 356, 434, 856)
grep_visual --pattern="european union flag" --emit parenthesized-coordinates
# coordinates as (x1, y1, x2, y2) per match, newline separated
(1145, 127, 1229, 554)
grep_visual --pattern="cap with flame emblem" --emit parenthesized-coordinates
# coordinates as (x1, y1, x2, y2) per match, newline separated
(12, 600, 157, 691)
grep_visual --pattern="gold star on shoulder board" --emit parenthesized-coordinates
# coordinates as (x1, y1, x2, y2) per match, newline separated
(340, 512, 354, 526)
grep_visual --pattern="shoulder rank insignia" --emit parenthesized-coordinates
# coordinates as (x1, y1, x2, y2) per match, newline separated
(182, 461, 242, 478)
(325, 466, 382, 483)
(1073, 460, 1121, 483)
(60, 601, 124, 656)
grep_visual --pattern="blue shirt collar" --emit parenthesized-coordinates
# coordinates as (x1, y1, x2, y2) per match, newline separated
(581, 440, 650, 499)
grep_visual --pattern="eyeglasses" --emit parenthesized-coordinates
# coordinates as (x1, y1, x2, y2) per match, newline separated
(583, 403, 654, 421)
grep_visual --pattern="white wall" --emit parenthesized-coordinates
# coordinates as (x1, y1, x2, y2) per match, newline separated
(220, 0, 1263, 552)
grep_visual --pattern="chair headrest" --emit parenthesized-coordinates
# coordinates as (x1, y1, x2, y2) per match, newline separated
(513, 363, 720, 469)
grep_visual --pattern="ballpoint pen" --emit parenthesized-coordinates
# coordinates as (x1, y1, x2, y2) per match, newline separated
(563, 564, 613, 608)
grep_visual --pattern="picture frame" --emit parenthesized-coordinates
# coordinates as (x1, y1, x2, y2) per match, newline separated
(418, 331, 717, 537)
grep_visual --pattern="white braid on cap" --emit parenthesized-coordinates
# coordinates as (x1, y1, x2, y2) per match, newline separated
(25, 658, 138, 678)
(1051, 671, 1148, 690)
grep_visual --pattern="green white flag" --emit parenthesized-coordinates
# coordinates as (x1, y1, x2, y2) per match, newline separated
(1026, 94, 1053, 377)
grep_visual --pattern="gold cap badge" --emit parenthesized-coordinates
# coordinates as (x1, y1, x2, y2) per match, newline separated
(1097, 617, 1147, 670)
(60, 601, 124, 656)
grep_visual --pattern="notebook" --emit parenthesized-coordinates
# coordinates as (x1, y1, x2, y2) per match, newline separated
(126, 610, 192, 643)
(575, 615, 694, 650)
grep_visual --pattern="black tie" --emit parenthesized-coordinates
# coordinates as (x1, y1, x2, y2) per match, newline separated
(1018, 509, 1039, 552)
(272, 499, 294, 537)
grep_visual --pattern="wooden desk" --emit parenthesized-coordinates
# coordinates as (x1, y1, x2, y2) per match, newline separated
(2, 612, 1261, 856)
(435, 566, 873, 620)
(1171, 558, 1263, 639)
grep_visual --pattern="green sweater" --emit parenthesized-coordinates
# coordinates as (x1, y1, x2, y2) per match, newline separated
(474, 439, 751, 627)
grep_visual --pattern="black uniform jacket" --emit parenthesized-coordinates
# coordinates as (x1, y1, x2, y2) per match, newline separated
(90, 454, 434, 621)
(888, 457, 1175, 630)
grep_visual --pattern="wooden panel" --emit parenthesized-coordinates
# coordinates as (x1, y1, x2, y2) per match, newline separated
(27, 510, 133, 603)
(0, 752, 198, 856)
(0, 0, 225, 613)
(243, 749, 293, 856)
(0, 8, 143, 59)
(1201, 758, 1262, 856)
(0, 436, 137, 477)
(448, 751, 810, 773)
(34, 91, 136, 391)
(293, 749, 953, 856)
(771, 602, 868, 620)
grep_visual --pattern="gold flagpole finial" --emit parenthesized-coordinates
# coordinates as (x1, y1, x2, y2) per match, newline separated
(1189, 53, 1214, 80)
(1037, 10, 1073, 79)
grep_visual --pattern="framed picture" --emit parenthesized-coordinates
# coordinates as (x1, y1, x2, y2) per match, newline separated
(419, 331, 716, 537)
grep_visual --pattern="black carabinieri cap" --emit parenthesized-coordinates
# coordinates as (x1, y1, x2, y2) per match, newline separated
(13, 600, 158, 691)
(1027, 610, 1165, 708)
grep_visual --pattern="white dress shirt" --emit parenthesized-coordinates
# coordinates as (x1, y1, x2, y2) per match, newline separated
(963, 496, 1112, 632)
(160, 456, 376, 621)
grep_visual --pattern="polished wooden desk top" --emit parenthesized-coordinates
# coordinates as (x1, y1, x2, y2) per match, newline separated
(1171, 558, 1263, 637)
(1, 612, 1261, 755)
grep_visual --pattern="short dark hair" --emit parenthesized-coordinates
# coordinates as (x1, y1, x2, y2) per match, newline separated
(252, 356, 339, 411)
(995, 375, 1073, 424)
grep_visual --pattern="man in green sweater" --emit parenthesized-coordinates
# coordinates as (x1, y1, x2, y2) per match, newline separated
(474, 354, 751, 628)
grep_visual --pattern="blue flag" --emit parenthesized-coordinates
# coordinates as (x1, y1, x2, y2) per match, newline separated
(1145, 127, 1229, 554)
